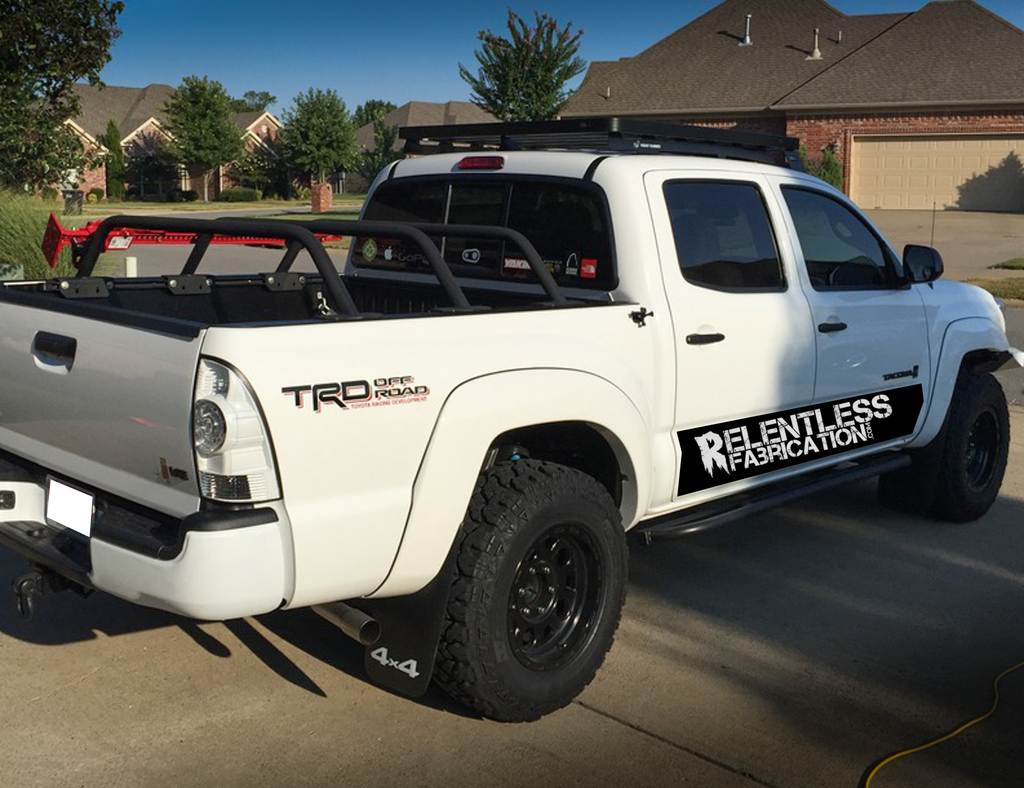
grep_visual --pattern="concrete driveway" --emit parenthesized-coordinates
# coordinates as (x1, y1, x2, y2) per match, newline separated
(2, 412, 1024, 788)
(866, 210, 1024, 281)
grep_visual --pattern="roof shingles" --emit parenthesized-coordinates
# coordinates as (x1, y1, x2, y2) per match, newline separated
(71, 84, 280, 140)
(562, 0, 1022, 117)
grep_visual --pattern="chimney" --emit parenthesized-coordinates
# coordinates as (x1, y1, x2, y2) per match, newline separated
(739, 14, 752, 47)
(806, 28, 823, 60)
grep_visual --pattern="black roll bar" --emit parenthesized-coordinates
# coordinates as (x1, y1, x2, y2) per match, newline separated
(301, 219, 567, 305)
(77, 215, 360, 317)
(299, 220, 473, 310)
(74, 214, 569, 317)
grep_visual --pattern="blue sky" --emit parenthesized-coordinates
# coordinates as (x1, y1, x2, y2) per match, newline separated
(100, 1, 1024, 114)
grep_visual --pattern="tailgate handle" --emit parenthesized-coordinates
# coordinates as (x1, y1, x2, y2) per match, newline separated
(32, 332, 77, 371)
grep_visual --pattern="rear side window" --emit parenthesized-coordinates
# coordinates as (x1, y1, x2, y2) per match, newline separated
(664, 181, 784, 291)
(356, 177, 615, 289)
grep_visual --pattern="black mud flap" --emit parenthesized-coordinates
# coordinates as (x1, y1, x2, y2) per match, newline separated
(353, 545, 457, 698)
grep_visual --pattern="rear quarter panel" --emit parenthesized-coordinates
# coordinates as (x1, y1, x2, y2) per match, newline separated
(200, 304, 658, 606)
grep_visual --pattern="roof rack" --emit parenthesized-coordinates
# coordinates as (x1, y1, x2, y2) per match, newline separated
(401, 117, 803, 169)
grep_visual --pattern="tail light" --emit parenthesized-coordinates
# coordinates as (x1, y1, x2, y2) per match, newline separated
(192, 359, 280, 502)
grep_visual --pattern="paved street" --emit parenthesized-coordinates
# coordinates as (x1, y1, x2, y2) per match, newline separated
(2, 411, 1023, 788)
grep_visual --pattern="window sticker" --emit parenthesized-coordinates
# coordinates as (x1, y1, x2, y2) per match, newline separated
(676, 385, 924, 496)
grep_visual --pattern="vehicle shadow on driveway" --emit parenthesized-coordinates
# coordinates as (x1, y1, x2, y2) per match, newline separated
(0, 549, 470, 714)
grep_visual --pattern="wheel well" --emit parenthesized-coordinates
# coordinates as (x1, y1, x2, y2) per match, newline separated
(486, 422, 628, 508)
(960, 349, 1012, 375)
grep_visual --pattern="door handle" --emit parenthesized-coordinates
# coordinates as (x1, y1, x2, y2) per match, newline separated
(817, 322, 848, 333)
(32, 332, 77, 370)
(686, 332, 725, 345)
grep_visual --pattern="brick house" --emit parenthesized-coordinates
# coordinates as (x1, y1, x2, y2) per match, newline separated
(345, 101, 497, 193)
(66, 83, 282, 199)
(561, 0, 1024, 211)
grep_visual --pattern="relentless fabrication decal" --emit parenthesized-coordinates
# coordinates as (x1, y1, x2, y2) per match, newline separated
(677, 385, 924, 496)
(283, 375, 430, 413)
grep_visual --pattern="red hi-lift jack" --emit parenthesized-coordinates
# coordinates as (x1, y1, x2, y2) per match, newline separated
(41, 213, 344, 268)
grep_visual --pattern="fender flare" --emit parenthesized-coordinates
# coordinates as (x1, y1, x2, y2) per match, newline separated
(370, 368, 652, 598)
(909, 317, 1012, 448)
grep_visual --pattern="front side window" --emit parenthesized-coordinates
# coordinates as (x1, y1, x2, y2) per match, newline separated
(782, 187, 900, 289)
(664, 181, 784, 291)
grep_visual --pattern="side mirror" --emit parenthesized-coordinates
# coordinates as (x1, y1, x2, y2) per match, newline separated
(903, 244, 944, 283)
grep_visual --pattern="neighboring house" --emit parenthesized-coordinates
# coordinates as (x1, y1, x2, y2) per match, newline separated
(562, 0, 1024, 212)
(343, 101, 498, 192)
(66, 83, 282, 198)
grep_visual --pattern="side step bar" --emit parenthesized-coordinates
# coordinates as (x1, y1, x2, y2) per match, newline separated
(637, 453, 911, 540)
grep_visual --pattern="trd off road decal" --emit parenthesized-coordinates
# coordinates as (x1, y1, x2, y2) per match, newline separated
(282, 375, 429, 413)
(676, 385, 924, 496)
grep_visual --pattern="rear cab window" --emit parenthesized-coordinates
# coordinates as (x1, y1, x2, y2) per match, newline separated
(354, 177, 616, 290)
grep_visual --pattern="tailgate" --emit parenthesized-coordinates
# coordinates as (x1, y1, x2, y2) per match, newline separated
(0, 302, 203, 517)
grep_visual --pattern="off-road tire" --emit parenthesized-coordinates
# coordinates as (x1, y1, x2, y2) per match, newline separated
(434, 460, 628, 722)
(878, 372, 1009, 522)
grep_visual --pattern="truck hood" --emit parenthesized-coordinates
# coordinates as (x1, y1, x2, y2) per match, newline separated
(919, 279, 1007, 334)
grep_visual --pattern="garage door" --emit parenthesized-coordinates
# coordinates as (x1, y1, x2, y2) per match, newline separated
(851, 135, 1024, 211)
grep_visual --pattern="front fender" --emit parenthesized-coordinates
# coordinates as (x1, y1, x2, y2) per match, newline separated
(909, 317, 1014, 448)
(370, 369, 652, 598)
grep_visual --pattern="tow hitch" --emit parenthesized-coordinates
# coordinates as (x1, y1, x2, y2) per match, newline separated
(11, 566, 91, 619)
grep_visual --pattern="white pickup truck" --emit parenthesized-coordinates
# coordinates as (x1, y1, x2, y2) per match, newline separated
(0, 119, 1019, 722)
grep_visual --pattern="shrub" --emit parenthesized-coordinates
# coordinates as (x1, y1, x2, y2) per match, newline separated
(182, 189, 199, 202)
(217, 187, 259, 202)
(88, 187, 105, 201)
(87, 192, 98, 204)
(798, 144, 844, 191)
(41, 186, 58, 201)
(0, 190, 77, 279)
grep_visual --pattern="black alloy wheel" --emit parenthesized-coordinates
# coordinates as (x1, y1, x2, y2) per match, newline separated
(508, 522, 602, 671)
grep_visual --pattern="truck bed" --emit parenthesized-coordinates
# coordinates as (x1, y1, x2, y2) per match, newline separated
(0, 274, 581, 332)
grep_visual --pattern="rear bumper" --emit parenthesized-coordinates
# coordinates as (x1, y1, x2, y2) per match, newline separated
(0, 456, 290, 620)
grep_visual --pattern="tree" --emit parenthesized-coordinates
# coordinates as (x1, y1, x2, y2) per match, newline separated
(356, 119, 403, 183)
(230, 146, 276, 197)
(230, 90, 277, 114)
(353, 99, 397, 130)
(0, 0, 124, 189)
(458, 11, 586, 122)
(162, 76, 244, 201)
(100, 119, 125, 201)
(281, 88, 356, 184)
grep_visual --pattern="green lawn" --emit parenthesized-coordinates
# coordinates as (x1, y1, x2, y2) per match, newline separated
(967, 278, 1024, 301)
(260, 210, 362, 222)
(990, 257, 1024, 270)
(80, 196, 366, 217)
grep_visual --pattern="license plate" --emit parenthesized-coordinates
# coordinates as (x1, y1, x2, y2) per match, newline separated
(46, 478, 94, 537)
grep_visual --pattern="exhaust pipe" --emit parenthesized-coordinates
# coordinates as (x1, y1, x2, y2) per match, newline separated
(312, 601, 381, 646)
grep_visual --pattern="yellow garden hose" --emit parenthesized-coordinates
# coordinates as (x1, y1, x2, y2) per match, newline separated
(861, 658, 1024, 787)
